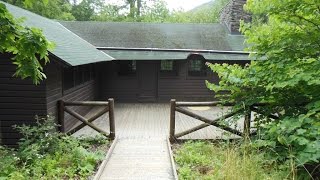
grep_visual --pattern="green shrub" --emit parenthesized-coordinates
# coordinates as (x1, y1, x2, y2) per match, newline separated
(0, 116, 107, 179)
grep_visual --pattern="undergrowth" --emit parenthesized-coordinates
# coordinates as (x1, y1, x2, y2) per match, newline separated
(0, 116, 109, 179)
(174, 140, 314, 180)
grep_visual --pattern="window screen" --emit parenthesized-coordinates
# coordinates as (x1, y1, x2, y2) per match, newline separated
(160, 60, 177, 76)
(188, 54, 207, 76)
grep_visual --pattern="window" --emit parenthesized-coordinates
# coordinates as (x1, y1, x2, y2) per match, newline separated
(188, 54, 207, 76)
(63, 67, 74, 90)
(63, 64, 95, 91)
(117, 60, 136, 76)
(160, 60, 177, 76)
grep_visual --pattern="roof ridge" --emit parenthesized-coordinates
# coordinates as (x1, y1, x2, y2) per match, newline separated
(59, 20, 222, 26)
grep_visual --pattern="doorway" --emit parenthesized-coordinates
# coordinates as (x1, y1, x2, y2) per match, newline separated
(137, 61, 158, 102)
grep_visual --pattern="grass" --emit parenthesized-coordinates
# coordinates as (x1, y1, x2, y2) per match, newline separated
(173, 141, 295, 180)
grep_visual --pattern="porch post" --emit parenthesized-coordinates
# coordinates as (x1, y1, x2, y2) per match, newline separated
(108, 98, 115, 140)
(169, 99, 176, 142)
(58, 100, 65, 132)
(243, 110, 251, 139)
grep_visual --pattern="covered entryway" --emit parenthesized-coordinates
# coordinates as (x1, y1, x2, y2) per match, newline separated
(137, 61, 158, 102)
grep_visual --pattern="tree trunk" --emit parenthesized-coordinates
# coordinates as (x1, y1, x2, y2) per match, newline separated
(137, 0, 141, 17)
(128, 0, 136, 18)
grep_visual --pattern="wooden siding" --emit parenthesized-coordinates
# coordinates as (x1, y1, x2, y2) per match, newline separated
(100, 61, 139, 102)
(100, 60, 249, 102)
(158, 60, 249, 101)
(158, 61, 214, 102)
(0, 54, 46, 146)
(45, 61, 99, 132)
(0, 55, 99, 145)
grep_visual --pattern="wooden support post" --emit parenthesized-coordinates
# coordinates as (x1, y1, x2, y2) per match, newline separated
(244, 110, 251, 139)
(169, 99, 176, 142)
(108, 98, 115, 140)
(58, 100, 65, 132)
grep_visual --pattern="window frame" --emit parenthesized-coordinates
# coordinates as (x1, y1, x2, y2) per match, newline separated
(62, 64, 95, 93)
(160, 60, 178, 76)
(187, 54, 207, 77)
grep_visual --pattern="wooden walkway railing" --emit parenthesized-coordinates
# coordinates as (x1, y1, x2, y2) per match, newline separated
(169, 99, 252, 142)
(58, 98, 115, 140)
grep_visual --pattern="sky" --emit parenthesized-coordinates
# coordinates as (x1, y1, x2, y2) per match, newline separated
(105, 0, 213, 12)
(164, 0, 213, 11)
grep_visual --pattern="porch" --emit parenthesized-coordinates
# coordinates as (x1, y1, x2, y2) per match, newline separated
(72, 103, 245, 140)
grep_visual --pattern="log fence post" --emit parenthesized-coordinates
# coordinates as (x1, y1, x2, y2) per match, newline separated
(169, 99, 176, 142)
(58, 100, 65, 132)
(243, 109, 251, 139)
(108, 98, 115, 140)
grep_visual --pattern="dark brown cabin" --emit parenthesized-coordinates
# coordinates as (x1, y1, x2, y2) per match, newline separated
(1, 2, 250, 146)
(60, 22, 250, 102)
(0, 2, 113, 146)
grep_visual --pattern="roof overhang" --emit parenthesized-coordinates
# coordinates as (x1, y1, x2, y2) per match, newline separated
(97, 47, 251, 61)
(3, 1, 114, 67)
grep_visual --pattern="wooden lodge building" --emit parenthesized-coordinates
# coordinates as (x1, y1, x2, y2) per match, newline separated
(0, 1, 250, 145)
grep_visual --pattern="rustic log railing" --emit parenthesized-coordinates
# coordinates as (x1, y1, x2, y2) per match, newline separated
(169, 99, 252, 142)
(58, 98, 115, 140)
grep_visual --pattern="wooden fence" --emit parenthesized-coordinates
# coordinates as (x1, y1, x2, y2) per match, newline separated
(58, 98, 115, 140)
(169, 99, 253, 142)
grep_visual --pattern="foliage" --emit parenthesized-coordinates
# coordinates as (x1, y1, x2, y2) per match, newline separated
(3, 0, 75, 20)
(0, 0, 53, 84)
(138, 0, 169, 22)
(206, 0, 320, 168)
(167, 0, 229, 23)
(174, 141, 295, 180)
(0, 116, 107, 179)
(4, 0, 228, 23)
(71, 0, 103, 21)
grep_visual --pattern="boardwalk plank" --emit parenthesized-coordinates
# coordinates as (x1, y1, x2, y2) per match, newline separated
(74, 103, 250, 180)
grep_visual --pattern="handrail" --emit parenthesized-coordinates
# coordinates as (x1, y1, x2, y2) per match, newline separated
(58, 98, 115, 140)
(169, 99, 251, 142)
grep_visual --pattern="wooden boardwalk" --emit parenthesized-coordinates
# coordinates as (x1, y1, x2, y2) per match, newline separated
(96, 138, 175, 180)
(72, 103, 246, 180)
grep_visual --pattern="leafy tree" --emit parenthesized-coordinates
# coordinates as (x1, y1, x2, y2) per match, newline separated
(92, 4, 125, 22)
(206, 0, 320, 168)
(3, 0, 75, 20)
(139, 0, 169, 22)
(0, 0, 53, 84)
(71, 0, 98, 21)
(167, 0, 229, 23)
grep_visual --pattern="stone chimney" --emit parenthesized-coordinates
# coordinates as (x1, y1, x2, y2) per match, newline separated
(220, 0, 251, 34)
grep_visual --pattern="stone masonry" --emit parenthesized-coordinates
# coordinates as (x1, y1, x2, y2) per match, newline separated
(220, 0, 251, 34)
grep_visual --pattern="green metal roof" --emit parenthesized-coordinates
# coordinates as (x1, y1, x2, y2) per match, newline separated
(60, 21, 246, 51)
(102, 50, 249, 61)
(3, 2, 113, 66)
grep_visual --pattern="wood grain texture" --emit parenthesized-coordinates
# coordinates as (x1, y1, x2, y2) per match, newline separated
(98, 138, 175, 180)
(73, 103, 248, 140)
(0, 55, 46, 146)
(45, 61, 98, 132)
